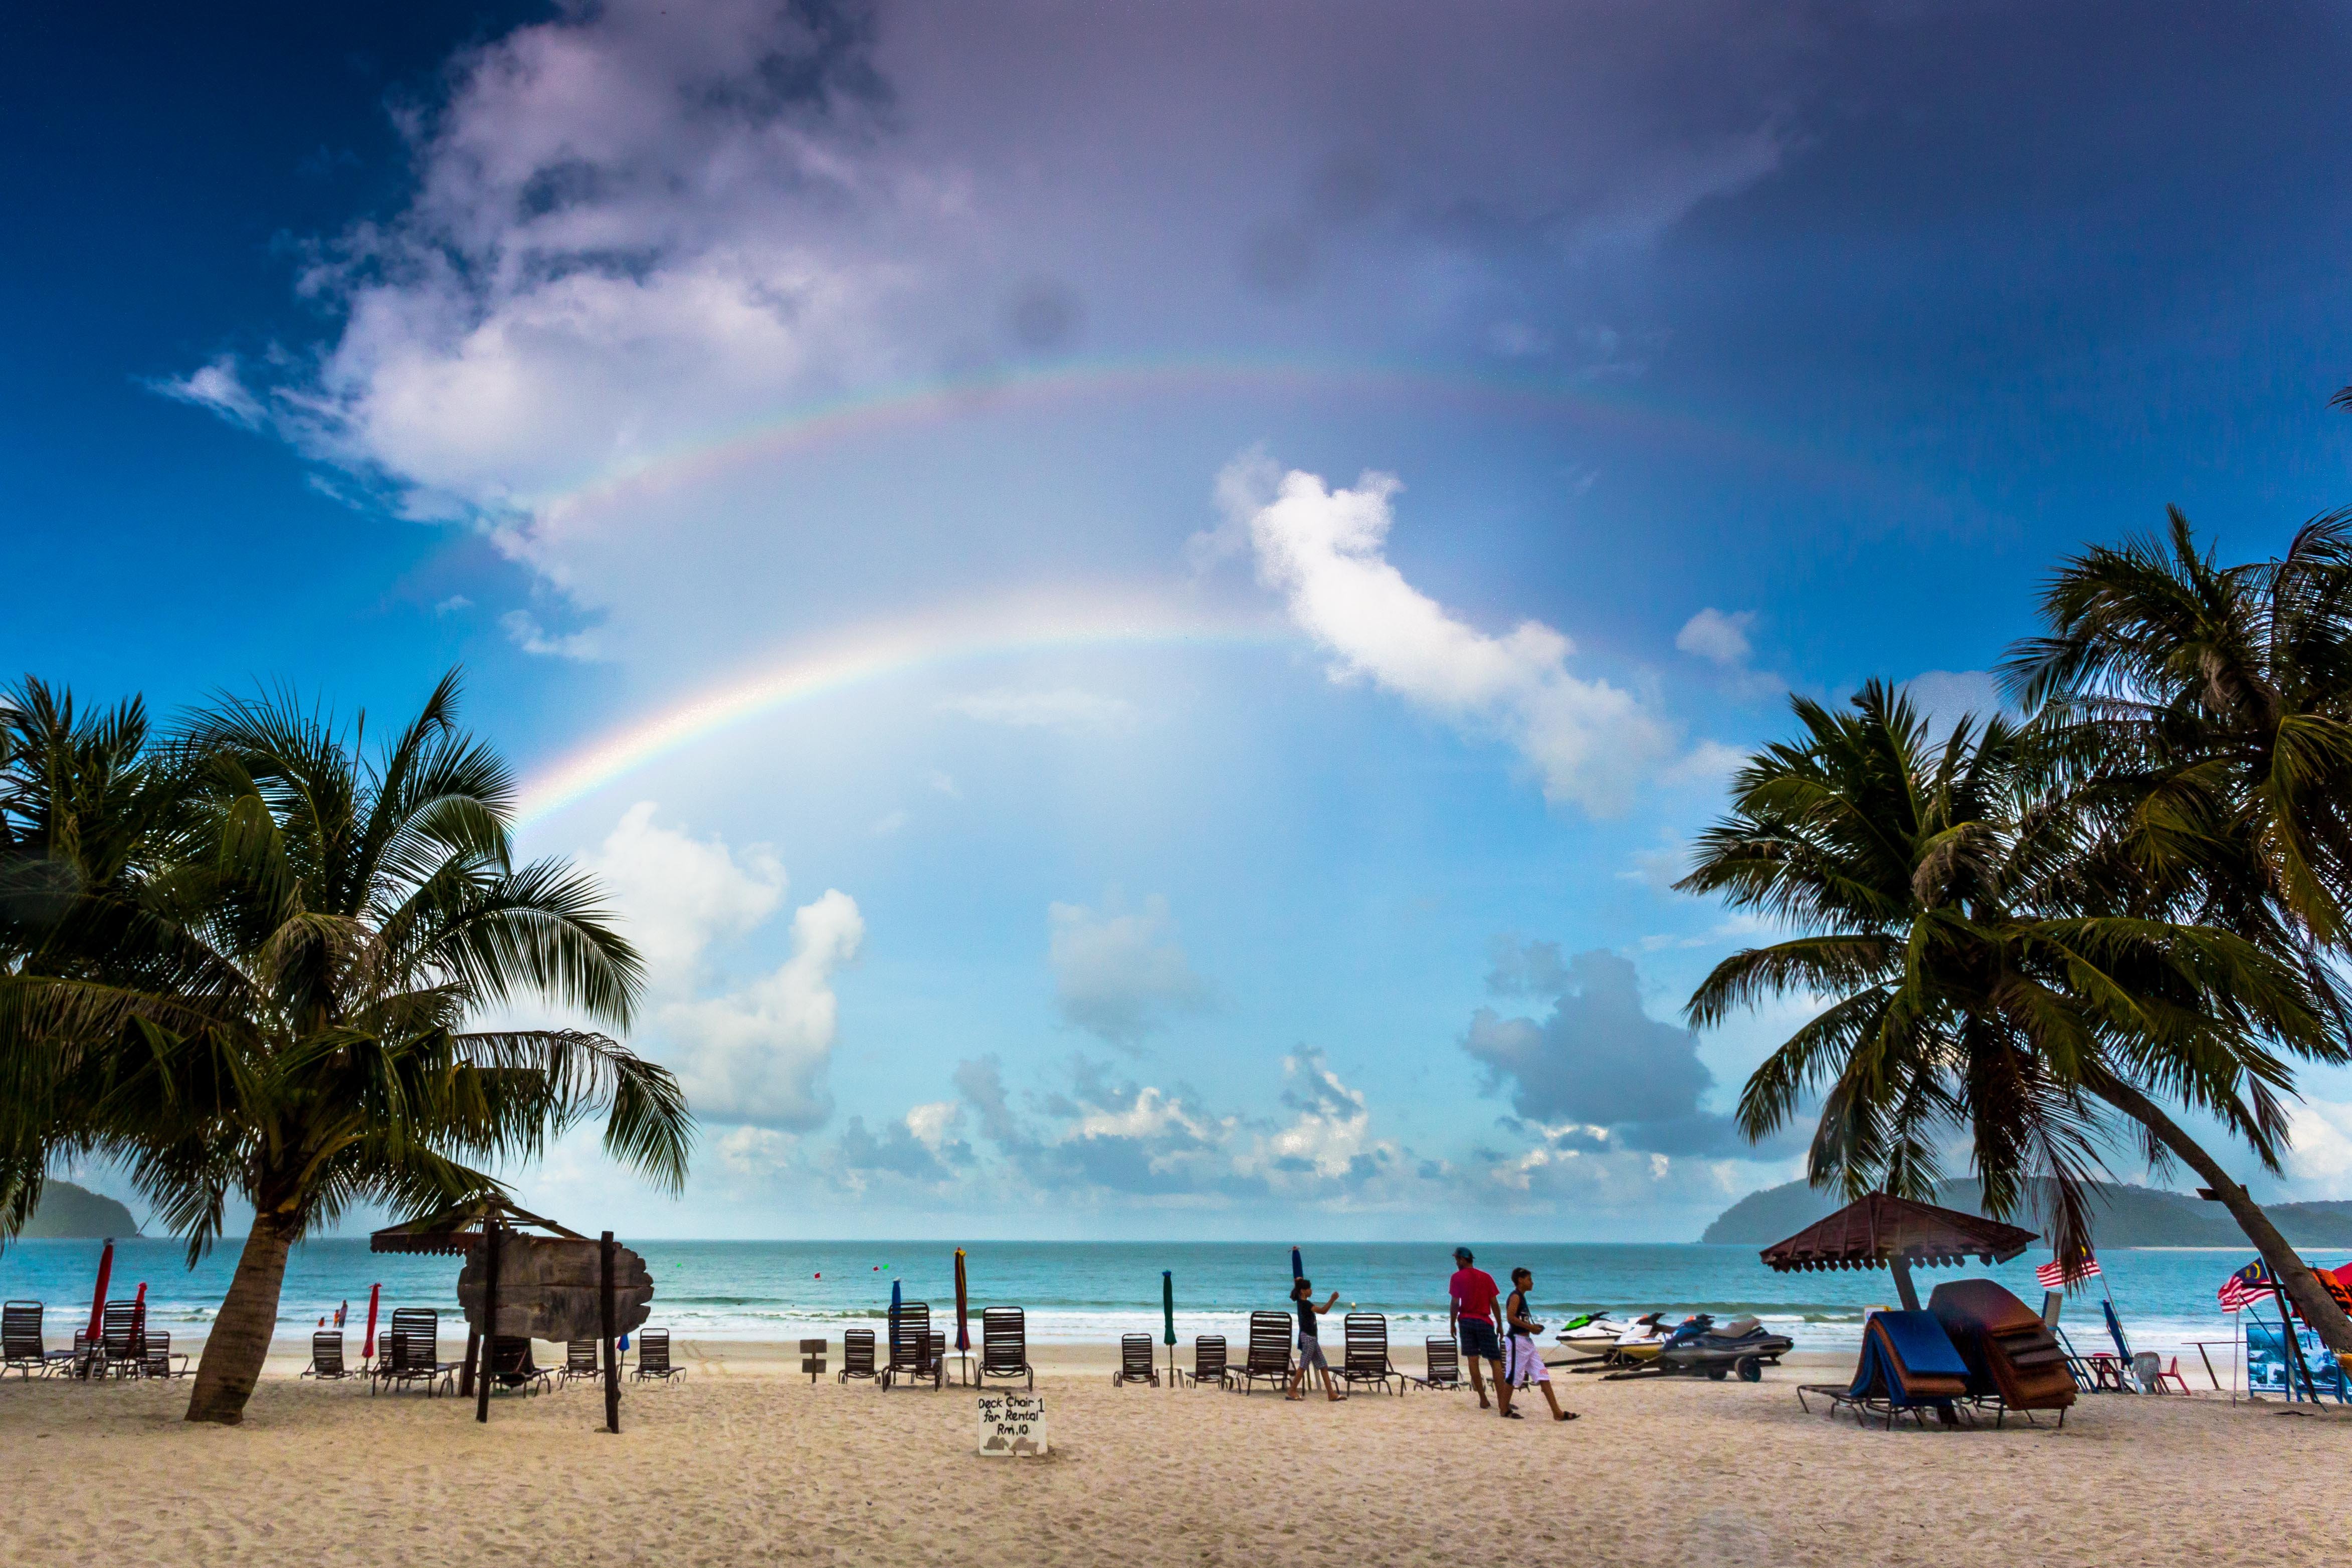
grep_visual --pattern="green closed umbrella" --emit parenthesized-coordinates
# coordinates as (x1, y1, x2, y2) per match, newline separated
(1161, 1270, 1177, 1389)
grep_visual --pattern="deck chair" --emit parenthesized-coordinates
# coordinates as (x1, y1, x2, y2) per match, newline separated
(1410, 1336, 1464, 1391)
(99, 1300, 142, 1378)
(303, 1331, 354, 1379)
(1929, 1279, 2075, 1428)
(1337, 1314, 1403, 1396)
(882, 1304, 938, 1389)
(1232, 1311, 1293, 1394)
(978, 1307, 1033, 1389)
(1798, 1311, 1973, 1429)
(559, 1339, 602, 1389)
(839, 1328, 879, 1383)
(376, 1308, 455, 1396)
(630, 1329, 684, 1385)
(925, 1331, 947, 1385)
(1113, 1333, 1159, 1387)
(493, 1337, 552, 1393)
(3, 1302, 71, 1378)
(138, 1331, 188, 1380)
(1183, 1334, 1228, 1389)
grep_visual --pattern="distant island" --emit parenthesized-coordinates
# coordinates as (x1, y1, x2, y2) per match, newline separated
(20, 1180, 141, 1240)
(1702, 1177, 2352, 1250)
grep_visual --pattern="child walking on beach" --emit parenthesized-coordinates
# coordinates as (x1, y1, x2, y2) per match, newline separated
(1287, 1277, 1344, 1402)
(1502, 1267, 1576, 1422)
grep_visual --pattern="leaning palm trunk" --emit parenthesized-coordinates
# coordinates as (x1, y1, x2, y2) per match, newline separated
(2090, 1073, 2352, 1353)
(185, 1211, 299, 1424)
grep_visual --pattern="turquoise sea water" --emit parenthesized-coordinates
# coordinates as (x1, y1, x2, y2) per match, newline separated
(0, 1237, 2318, 1362)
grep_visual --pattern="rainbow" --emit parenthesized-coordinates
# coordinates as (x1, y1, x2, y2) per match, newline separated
(513, 589, 1286, 826)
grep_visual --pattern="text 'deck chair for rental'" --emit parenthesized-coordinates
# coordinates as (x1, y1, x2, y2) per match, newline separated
(1113, 1333, 1159, 1387)
(1797, 1310, 1974, 1430)
(1231, 1311, 1294, 1395)
(1336, 1313, 1404, 1396)
(978, 1307, 1033, 1390)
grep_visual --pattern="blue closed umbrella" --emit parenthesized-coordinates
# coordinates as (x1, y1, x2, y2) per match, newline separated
(1291, 1246, 1304, 1282)
(890, 1277, 903, 1359)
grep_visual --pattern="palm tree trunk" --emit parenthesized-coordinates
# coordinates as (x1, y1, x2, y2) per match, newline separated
(2089, 1073, 2352, 1354)
(184, 1212, 297, 1424)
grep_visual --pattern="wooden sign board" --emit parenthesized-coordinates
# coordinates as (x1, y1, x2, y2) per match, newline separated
(801, 1337, 827, 1382)
(976, 1394, 1047, 1457)
(457, 1235, 653, 1341)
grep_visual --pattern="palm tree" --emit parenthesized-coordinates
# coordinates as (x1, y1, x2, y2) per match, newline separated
(1, 673, 692, 1424)
(1678, 681, 2352, 1344)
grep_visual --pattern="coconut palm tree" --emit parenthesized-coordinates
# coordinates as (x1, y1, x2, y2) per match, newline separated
(0, 673, 691, 1424)
(1679, 681, 2352, 1344)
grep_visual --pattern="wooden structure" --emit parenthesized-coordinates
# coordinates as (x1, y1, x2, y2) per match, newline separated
(370, 1197, 651, 1432)
(1759, 1192, 2037, 1310)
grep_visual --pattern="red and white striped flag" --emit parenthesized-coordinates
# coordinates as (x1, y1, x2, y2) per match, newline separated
(2035, 1251, 2101, 1290)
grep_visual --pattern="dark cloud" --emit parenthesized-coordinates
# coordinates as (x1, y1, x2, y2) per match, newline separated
(834, 1114, 967, 1180)
(1463, 942, 1745, 1155)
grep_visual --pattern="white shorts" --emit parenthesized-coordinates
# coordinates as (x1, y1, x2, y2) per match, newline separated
(1505, 1334, 1550, 1388)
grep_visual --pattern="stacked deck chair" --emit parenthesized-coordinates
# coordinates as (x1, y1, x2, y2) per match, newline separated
(1232, 1311, 1293, 1395)
(1337, 1314, 1404, 1396)
(978, 1307, 1034, 1390)
(630, 1330, 685, 1385)
(4, 1302, 73, 1379)
(1113, 1333, 1159, 1387)
(1411, 1337, 1464, 1391)
(839, 1328, 880, 1383)
(303, 1332, 355, 1380)
(559, 1339, 602, 1389)
(493, 1336, 553, 1393)
(1929, 1280, 2076, 1428)
(882, 1304, 938, 1389)
(1184, 1334, 1229, 1389)
(1798, 1310, 1973, 1429)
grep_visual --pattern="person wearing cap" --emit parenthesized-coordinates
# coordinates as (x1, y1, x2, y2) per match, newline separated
(1448, 1246, 1508, 1414)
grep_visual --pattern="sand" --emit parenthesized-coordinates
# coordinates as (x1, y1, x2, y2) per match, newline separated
(3, 1336, 2346, 1567)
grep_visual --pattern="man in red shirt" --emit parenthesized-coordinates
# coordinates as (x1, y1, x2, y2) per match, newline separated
(1448, 1246, 1509, 1415)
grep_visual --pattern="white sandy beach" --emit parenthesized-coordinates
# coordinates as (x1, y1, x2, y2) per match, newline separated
(3, 1337, 2346, 1567)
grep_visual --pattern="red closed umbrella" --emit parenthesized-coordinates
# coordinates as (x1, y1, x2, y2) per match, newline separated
(362, 1283, 381, 1360)
(84, 1239, 114, 1343)
(132, 1281, 147, 1348)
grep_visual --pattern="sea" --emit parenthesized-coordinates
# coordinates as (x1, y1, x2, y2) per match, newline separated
(0, 1237, 2309, 1368)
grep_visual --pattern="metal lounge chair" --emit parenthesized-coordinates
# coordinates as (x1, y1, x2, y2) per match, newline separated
(881, 1304, 937, 1390)
(1231, 1311, 1293, 1395)
(1798, 1311, 1974, 1430)
(99, 1300, 142, 1379)
(559, 1339, 602, 1389)
(1182, 1334, 1228, 1389)
(1410, 1337, 1464, 1391)
(978, 1307, 1033, 1390)
(3, 1301, 72, 1379)
(302, 1331, 354, 1380)
(375, 1308, 455, 1396)
(138, 1331, 188, 1380)
(1336, 1313, 1403, 1396)
(1113, 1333, 1159, 1387)
(629, 1329, 684, 1385)
(839, 1328, 879, 1384)
(492, 1336, 552, 1393)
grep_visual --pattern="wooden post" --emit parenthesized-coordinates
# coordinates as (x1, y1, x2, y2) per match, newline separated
(460, 1326, 479, 1399)
(600, 1230, 621, 1435)
(475, 1220, 499, 1424)
(1889, 1255, 1921, 1312)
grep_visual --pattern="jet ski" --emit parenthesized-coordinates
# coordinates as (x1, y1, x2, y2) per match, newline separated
(1606, 1313, 1794, 1382)
(1553, 1312, 1636, 1360)
(1599, 1311, 1676, 1365)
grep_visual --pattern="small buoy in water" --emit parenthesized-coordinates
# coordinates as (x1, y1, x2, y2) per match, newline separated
(814, 1273, 821, 1279)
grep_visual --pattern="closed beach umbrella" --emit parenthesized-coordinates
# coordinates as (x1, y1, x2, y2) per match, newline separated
(953, 1248, 970, 1353)
(132, 1281, 147, 1346)
(890, 1276, 903, 1356)
(363, 1283, 380, 1359)
(1162, 1270, 1177, 1388)
(84, 1238, 114, 1343)
(1290, 1246, 1303, 1282)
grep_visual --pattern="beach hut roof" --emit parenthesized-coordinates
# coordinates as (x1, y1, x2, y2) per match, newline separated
(369, 1193, 587, 1256)
(1759, 1192, 2037, 1274)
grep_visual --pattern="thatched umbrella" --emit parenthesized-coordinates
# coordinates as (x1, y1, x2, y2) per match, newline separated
(1760, 1192, 2037, 1311)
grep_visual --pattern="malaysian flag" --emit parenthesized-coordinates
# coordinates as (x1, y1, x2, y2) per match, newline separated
(2218, 1261, 2275, 1312)
(2035, 1250, 2101, 1290)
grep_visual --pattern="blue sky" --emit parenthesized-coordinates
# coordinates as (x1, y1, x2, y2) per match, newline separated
(13, 1, 2352, 1240)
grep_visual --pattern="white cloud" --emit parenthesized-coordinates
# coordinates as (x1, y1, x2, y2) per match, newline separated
(871, 810, 908, 837)
(1228, 457, 1670, 812)
(1675, 607, 1754, 667)
(1047, 893, 1211, 1045)
(1662, 738, 1746, 790)
(586, 803, 861, 1130)
(500, 609, 607, 661)
(151, 354, 267, 429)
(942, 687, 1138, 733)
(2286, 1101, 2352, 1194)
(433, 595, 473, 615)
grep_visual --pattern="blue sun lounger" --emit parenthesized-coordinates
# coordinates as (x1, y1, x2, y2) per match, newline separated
(1798, 1310, 1974, 1429)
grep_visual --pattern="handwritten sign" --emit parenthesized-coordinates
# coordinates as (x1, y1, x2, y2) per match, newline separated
(977, 1394, 1048, 1457)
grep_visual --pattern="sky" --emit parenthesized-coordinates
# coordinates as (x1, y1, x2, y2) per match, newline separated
(12, 1, 2352, 1241)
